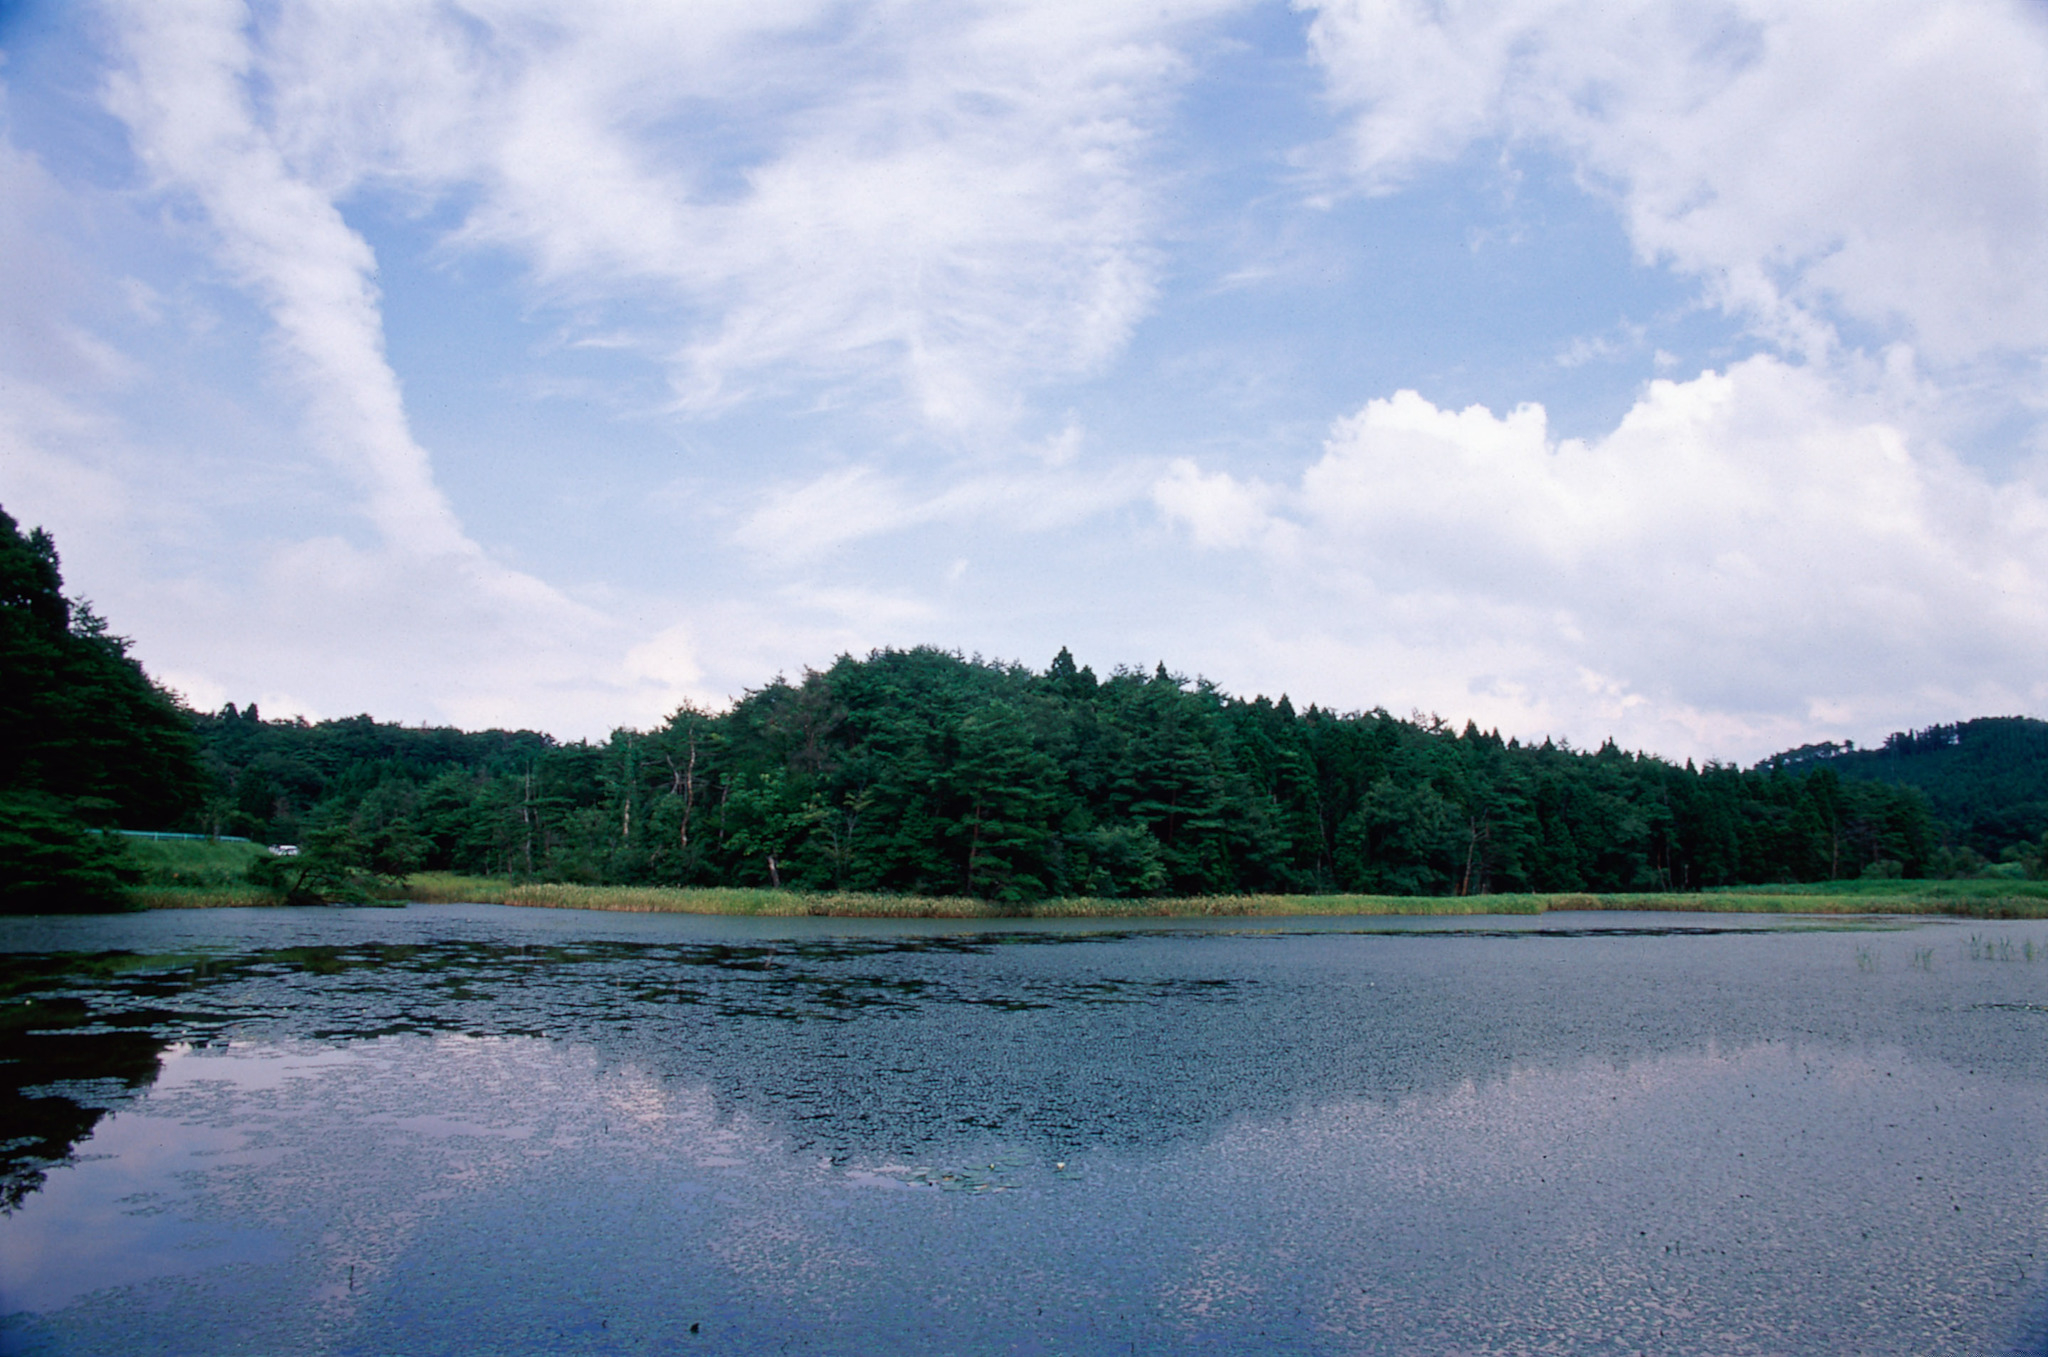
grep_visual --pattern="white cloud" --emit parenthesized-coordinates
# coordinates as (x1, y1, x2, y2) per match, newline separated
(69, 1, 712, 735)
(734, 458, 1153, 566)
(103, 0, 468, 554)
(732, 466, 922, 565)
(54, 0, 1237, 730)
(183, 533, 711, 732)
(1276, 0, 2048, 751)
(1151, 457, 1285, 549)
(200, 0, 1239, 434)
(1303, 0, 2048, 366)
(1157, 357, 2048, 757)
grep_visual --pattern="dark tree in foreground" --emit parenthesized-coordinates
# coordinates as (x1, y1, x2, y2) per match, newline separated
(0, 507, 206, 910)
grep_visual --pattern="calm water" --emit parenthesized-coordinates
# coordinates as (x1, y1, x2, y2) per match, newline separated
(4, 905, 2048, 1355)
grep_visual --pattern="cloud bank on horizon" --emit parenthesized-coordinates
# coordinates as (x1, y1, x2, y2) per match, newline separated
(1, 0, 2044, 762)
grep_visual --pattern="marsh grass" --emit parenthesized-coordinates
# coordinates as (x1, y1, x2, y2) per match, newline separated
(1965, 934, 2040, 962)
(485, 885, 1563, 918)
(133, 868, 2048, 918)
(364, 876, 2048, 919)
(129, 884, 281, 909)
(123, 837, 272, 887)
(397, 874, 514, 905)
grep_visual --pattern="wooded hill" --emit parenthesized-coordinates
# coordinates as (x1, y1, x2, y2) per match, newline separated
(193, 647, 1991, 900)
(1761, 718, 2048, 870)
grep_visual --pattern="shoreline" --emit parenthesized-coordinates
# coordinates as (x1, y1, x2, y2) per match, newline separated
(130, 872, 2048, 919)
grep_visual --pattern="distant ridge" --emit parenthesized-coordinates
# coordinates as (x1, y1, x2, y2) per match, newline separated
(1761, 717, 2048, 859)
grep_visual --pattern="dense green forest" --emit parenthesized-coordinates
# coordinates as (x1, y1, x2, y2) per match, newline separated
(189, 648, 2003, 900)
(1764, 720, 2048, 869)
(5, 504, 2045, 907)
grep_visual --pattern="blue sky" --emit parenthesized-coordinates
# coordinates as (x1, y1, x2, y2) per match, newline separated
(3, 0, 2045, 760)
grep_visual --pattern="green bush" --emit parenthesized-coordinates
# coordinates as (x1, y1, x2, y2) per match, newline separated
(0, 794, 142, 913)
(244, 825, 400, 905)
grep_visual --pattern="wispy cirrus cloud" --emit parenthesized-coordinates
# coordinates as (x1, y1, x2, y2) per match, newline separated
(64, 0, 1248, 731)
(217, 0, 1240, 432)
(88, 0, 708, 731)
(733, 453, 1154, 567)
(104, 0, 470, 553)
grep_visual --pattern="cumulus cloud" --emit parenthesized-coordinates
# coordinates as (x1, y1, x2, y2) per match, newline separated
(1156, 357, 2048, 756)
(1151, 458, 1286, 549)
(1303, 0, 2048, 365)
(1230, 0, 2048, 752)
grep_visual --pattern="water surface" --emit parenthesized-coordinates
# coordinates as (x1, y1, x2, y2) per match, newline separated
(3, 906, 2047, 1354)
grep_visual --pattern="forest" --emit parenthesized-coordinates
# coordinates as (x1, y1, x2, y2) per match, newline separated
(5, 504, 2044, 907)
(1763, 720, 2048, 866)
(183, 649, 2037, 900)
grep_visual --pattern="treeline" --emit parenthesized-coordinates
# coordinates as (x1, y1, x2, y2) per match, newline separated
(8, 502, 2042, 908)
(194, 647, 1962, 900)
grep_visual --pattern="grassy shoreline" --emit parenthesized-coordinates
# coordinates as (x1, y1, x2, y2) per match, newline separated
(123, 871, 2048, 919)
(115, 836, 2048, 918)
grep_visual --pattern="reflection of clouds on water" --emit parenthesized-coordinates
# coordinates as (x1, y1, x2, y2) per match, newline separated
(11, 914, 2048, 1353)
(8, 1033, 2048, 1354)
(1147, 1042, 2048, 1354)
(1, 1035, 811, 1337)
(1158, 1244, 1263, 1328)
(0, 1094, 276, 1312)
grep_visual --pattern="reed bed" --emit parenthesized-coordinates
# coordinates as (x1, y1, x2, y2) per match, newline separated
(130, 883, 285, 909)
(378, 876, 2048, 920)
(1707, 877, 2048, 901)
(125, 838, 286, 909)
(399, 873, 516, 904)
(135, 870, 2048, 918)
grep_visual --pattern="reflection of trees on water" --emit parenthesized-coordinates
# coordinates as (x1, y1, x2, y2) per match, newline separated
(0, 932, 1299, 1203)
(9, 923, 2048, 1207)
(0, 991, 172, 1211)
(3, 946, 303, 1210)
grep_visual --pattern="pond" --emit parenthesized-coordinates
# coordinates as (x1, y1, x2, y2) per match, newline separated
(3, 905, 2048, 1355)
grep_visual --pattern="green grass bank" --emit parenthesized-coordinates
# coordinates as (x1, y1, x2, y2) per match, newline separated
(123, 836, 279, 909)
